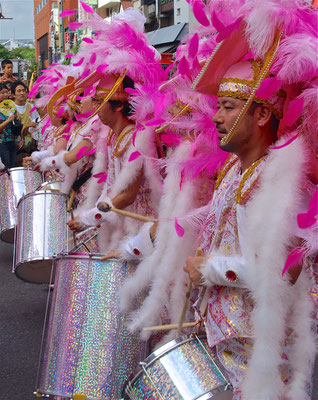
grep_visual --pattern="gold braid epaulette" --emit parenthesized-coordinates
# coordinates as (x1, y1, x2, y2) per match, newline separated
(214, 154, 239, 190)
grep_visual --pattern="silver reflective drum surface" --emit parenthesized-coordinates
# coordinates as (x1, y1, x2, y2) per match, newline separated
(39, 180, 63, 191)
(37, 254, 145, 399)
(125, 335, 233, 400)
(14, 190, 68, 283)
(0, 168, 42, 242)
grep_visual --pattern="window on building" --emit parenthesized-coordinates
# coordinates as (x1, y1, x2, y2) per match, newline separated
(177, 8, 181, 16)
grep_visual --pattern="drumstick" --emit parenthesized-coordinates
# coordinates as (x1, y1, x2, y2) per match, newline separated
(97, 202, 156, 223)
(177, 247, 202, 337)
(143, 322, 197, 332)
(67, 189, 75, 212)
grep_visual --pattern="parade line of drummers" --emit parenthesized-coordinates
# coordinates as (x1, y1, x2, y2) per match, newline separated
(0, 1, 318, 400)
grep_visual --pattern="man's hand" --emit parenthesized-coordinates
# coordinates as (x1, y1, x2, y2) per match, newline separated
(67, 217, 84, 233)
(100, 250, 120, 260)
(7, 114, 15, 123)
(33, 162, 41, 171)
(183, 254, 207, 286)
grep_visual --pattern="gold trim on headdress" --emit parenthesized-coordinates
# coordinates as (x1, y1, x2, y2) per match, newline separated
(217, 59, 286, 120)
(88, 71, 128, 119)
(220, 31, 284, 146)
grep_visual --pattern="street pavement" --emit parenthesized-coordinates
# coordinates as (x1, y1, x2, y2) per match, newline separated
(0, 239, 317, 399)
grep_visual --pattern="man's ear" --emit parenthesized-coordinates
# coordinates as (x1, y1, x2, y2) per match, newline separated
(114, 103, 124, 113)
(257, 104, 272, 127)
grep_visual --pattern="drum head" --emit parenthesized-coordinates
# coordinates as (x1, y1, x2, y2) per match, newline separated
(14, 259, 55, 284)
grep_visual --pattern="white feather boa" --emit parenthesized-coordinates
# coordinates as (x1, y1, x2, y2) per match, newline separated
(238, 136, 316, 399)
(120, 142, 208, 340)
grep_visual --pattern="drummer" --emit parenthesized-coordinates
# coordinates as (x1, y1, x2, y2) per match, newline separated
(183, 2, 317, 399)
(66, 20, 163, 255)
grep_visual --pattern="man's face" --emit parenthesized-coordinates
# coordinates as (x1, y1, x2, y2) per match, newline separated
(94, 98, 114, 127)
(212, 96, 255, 153)
(0, 88, 9, 102)
(14, 85, 28, 103)
(3, 63, 13, 77)
(81, 96, 95, 114)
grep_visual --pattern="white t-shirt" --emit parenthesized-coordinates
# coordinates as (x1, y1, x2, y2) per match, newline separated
(15, 102, 40, 122)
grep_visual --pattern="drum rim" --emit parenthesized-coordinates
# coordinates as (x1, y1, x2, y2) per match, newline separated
(0, 166, 42, 174)
(54, 252, 119, 261)
(126, 334, 233, 393)
(16, 189, 68, 208)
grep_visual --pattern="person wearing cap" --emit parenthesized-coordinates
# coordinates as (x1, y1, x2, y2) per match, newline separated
(183, 2, 317, 399)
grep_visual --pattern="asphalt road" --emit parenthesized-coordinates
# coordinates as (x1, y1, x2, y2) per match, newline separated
(0, 239, 317, 400)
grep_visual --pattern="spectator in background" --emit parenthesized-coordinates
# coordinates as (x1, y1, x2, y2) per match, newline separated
(0, 109, 17, 169)
(0, 82, 10, 102)
(3, 81, 14, 100)
(0, 60, 17, 83)
(11, 80, 40, 164)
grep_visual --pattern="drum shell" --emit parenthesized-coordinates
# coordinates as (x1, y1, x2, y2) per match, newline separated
(14, 190, 68, 284)
(38, 254, 145, 399)
(125, 335, 233, 400)
(0, 168, 42, 242)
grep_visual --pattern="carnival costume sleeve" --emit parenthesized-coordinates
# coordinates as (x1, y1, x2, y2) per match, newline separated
(31, 146, 54, 163)
(79, 196, 118, 227)
(120, 222, 154, 261)
(201, 255, 248, 288)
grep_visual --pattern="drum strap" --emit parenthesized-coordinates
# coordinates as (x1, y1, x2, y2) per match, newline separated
(71, 167, 93, 192)
(199, 288, 210, 319)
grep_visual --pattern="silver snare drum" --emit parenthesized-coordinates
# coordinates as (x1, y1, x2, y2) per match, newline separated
(37, 254, 145, 399)
(124, 334, 233, 400)
(13, 190, 68, 284)
(0, 167, 42, 242)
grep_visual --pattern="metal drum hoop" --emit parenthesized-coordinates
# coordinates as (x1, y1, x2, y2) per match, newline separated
(125, 333, 233, 400)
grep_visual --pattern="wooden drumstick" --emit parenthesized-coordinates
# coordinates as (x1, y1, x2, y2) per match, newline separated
(143, 322, 197, 332)
(97, 202, 156, 223)
(67, 189, 75, 212)
(177, 247, 202, 337)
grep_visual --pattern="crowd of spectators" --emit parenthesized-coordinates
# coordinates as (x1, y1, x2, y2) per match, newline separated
(0, 59, 40, 169)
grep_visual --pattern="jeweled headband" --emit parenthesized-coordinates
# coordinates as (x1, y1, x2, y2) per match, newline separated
(217, 60, 286, 120)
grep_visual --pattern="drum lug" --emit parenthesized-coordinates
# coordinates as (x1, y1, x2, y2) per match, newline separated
(34, 389, 42, 397)
(73, 394, 87, 400)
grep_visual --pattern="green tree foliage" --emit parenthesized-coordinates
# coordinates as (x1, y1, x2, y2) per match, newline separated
(8, 47, 35, 59)
(0, 44, 10, 59)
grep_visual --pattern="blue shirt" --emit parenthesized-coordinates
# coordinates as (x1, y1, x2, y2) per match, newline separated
(0, 112, 14, 143)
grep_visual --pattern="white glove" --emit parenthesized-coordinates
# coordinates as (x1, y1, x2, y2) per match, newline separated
(79, 198, 117, 227)
(31, 147, 54, 163)
(39, 150, 68, 172)
(120, 222, 154, 261)
(201, 255, 247, 288)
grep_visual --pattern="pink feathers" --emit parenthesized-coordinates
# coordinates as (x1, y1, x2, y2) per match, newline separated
(128, 151, 141, 162)
(297, 190, 318, 229)
(59, 10, 75, 18)
(76, 146, 88, 159)
(174, 218, 185, 237)
(282, 247, 306, 276)
(93, 172, 107, 184)
(73, 57, 85, 67)
(69, 22, 83, 30)
(192, 0, 210, 27)
(283, 97, 304, 126)
(82, 38, 94, 44)
(188, 33, 199, 60)
(80, 1, 94, 14)
(256, 77, 282, 99)
(178, 56, 191, 76)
